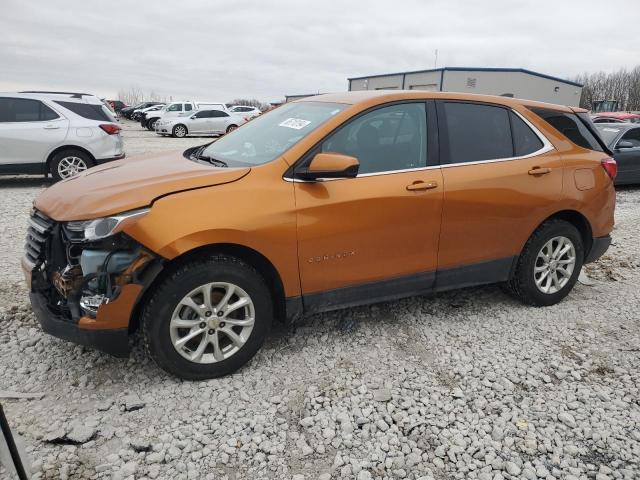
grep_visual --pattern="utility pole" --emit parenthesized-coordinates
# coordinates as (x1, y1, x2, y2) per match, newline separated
(434, 49, 438, 69)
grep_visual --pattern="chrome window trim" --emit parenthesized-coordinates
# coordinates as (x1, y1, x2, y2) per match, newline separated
(283, 107, 555, 182)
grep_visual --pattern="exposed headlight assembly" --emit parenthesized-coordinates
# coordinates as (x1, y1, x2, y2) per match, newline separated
(65, 208, 149, 241)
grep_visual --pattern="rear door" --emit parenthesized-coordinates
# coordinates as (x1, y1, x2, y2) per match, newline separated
(614, 127, 640, 183)
(435, 100, 562, 286)
(0, 97, 68, 167)
(209, 110, 231, 133)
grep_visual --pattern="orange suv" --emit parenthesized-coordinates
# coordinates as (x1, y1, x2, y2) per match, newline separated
(24, 91, 616, 379)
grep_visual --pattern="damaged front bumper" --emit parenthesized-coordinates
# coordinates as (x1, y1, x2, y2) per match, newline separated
(23, 209, 160, 357)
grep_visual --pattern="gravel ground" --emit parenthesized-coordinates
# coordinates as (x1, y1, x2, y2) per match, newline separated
(1, 121, 639, 480)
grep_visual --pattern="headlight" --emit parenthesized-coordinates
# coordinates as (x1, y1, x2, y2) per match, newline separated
(66, 208, 149, 241)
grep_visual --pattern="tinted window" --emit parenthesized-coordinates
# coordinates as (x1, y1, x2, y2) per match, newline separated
(166, 104, 182, 112)
(443, 102, 512, 163)
(210, 110, 229, 118)
(0, 97, 59, 122)
(185, 104, 193, 111)
(510, 112, 543, 156)
(530, 107, 603, 151)
(194, 110, 212, 118)
(620, 128, 640, 147)
(54, 101, 110, 121)
(321, 102, 427, 174)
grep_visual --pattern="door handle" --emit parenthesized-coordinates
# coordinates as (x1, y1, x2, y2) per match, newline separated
(406, 181, 438, 191)
(43, 124, 60, 130)
(528, 167, 551, 175)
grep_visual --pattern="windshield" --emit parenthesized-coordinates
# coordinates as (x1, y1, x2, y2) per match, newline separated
(595, 125, 622, 146)
(200, 101, 347, 166)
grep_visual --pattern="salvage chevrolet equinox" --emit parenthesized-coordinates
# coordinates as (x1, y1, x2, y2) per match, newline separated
(24, 91, 616, 379)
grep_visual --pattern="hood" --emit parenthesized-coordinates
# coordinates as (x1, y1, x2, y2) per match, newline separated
(35, 151, 250, 221)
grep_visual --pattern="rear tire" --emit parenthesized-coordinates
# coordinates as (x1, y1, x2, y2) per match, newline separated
(172, 124, 187, 138)
(50, 149, 94, 181)
(142, 254, 273, 380)
(504, 219, 583, 306)
(226, 124, 238, 134)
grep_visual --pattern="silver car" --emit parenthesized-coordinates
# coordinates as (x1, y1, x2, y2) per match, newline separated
(0, 92, 124, 180)
(155, 109, 248, 137)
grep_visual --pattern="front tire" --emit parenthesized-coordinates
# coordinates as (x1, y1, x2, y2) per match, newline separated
(226, 124, 238, 134)
(172, 124, 187, 138)
(142, 254, 273, 380)
(147, 117, 160, 131)
(50, 149, 94, 181)
(505, 219, 583, 306)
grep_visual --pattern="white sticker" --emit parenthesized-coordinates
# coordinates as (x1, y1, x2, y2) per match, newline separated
(279, 118, 311, 130)
(602, 128, 620, 132)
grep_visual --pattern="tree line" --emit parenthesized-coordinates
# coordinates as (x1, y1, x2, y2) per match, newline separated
(574, 66, 640, 111)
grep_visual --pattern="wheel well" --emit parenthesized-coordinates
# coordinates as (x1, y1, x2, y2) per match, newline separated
(129, 243, 287, 333)
(541, 210, 593, 258)
(46, 146, 96, 173)
(174, 123, 188, 133)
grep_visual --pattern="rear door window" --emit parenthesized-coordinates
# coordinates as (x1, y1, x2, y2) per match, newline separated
(530, 108, 603, 151)
(442, 102, 513, 163)
(54, 101, 111, 121)
(0, 97, 59, 122)
(185, 104, 193, 111)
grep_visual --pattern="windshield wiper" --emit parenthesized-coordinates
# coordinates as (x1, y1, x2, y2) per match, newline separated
(199, 155, 228, 168)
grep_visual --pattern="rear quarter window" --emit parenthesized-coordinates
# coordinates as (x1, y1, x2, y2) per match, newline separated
(54, 101, 111, 122)
(510, 111, 543, 156)
(530, 107, 603, 152)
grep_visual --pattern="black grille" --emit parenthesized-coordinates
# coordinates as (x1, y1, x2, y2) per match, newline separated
(24, 210, 54, 268)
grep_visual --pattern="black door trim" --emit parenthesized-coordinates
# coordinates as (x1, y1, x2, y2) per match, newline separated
(293, 255, 517, 316)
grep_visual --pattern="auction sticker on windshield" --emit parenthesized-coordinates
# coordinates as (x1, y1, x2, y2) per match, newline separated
(279, 118, 311, 130)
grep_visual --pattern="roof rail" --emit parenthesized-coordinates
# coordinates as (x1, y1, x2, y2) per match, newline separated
(20, 91, 93, 99)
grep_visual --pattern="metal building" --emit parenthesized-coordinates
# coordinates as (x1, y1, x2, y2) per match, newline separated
(348, 67, 583, 106)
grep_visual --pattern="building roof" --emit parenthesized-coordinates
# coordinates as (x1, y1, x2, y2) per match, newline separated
(347, 67, 583, 88)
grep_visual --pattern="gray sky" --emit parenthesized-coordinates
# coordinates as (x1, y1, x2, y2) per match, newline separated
(0, 0, 636, 103)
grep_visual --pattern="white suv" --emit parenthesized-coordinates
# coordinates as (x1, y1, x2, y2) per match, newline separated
(0, 92, 124, 180)
(142, 101, 228, 130)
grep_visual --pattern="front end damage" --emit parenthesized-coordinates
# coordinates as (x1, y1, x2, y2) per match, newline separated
(23, 209, 160, 357)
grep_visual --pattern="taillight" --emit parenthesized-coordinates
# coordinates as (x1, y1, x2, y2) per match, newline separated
(601, 157, 617, 180)
(99, 124, 121, 135)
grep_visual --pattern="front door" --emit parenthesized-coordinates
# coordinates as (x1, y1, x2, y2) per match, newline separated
(615, 127, 640, 183)
(293, 102, 443, 311)
(435, 100, 563, 287)
(188, 111, 211, 134)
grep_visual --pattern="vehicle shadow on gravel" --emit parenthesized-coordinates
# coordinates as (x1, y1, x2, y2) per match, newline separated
(0, 176, 52, 188)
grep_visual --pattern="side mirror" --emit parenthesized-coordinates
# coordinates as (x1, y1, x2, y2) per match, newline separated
(190, 114, 197, 119)
(296, 153, 359, 181)
(616, 140, 634, 149)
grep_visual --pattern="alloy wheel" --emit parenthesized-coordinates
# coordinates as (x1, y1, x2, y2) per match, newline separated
(57, 156, 88, 179)
(175, 125, 186, 137)
(169, 282, 255, 364)
(534, 236, 576, 294)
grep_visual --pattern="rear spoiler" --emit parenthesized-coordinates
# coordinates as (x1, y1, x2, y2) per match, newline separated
(571, 107, 613, 156)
